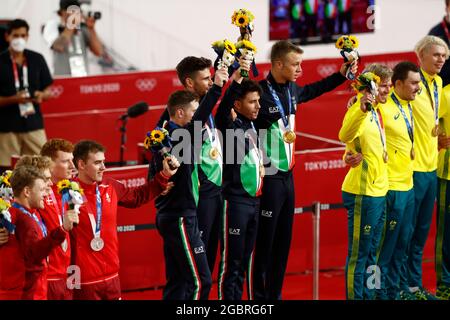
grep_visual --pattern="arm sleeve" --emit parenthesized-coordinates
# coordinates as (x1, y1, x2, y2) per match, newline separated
(215, 80, 242, 131)
(156, 108, 170, 127)
(338, 98, 367, 143)
(189, 84, 223, 131)
(15, 214, 66, 265)
(295, 72, 347, 104)
(38, 54, 53, 90)
(42, 20, 60, 49)
(110, 173, 170, 209)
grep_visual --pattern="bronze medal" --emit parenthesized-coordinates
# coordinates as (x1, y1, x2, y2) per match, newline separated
(209, 147, 219, 160)
(283, 130, 296, 144)
(383, 150, 388, 163)
(410, 148, 415, 160)
(432, 125, 440, 137)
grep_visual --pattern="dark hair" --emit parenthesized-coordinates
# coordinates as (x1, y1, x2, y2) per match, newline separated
(447, 0, 450, 7)
(73, 140, 105, 169)
(270, 40, 304, 62)
(236, 79, 263, 100)
(392, 61, 420, 84)
(176, 57, 212, 86)
(10, 165, 45, 198)
(60, 0, 80, 11)
(166, 90, 199, 117)
(6, 19, 30, 34)
(41, 139, 74, 160)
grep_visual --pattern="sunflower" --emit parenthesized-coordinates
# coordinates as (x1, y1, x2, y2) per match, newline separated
(0, 198, 11, 211)
(0, 170, 12, 187)
(151, 129, 165, 144)
(237, 40, 257, 52)
(144, 136, 151, 150)
(335, 36, 345, 49)
(224, 39, 237, 54)
(233, 13, 249, 28)
(348, 35, 359, 49)
(57, 179, 71, 193)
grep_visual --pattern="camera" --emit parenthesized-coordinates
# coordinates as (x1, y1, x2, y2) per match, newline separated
(86, 11, 101, 20)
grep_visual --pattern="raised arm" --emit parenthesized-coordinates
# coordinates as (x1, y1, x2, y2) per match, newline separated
(338, 93, 372, 143)
(295, 61, 357, 103)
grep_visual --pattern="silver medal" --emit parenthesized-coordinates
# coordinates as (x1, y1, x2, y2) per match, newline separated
(90, 237, 104, 252)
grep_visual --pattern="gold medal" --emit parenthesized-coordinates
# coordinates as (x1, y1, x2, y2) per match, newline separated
(410, 148, 415, 160)
(209, 147, 219, 160)
(283, 130, 296, 144)
(383, 150, 388, 163)
(432, 125, 440, 137)
(259, 164, 265, 178)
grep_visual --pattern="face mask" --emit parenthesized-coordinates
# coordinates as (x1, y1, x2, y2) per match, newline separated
(11, 38, 27, 52)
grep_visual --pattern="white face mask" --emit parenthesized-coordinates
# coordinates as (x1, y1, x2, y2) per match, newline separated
(11, 38, 27, 52)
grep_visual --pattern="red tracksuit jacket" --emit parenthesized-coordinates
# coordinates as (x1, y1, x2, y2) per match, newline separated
(13, 205, 67, 300)
(71, 173, 168, 285)
(39, 185, 71, 282)
(0, 209, 25, 300)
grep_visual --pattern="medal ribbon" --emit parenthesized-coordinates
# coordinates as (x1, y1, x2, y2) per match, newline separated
(266, 80, 294, 131)
(88, 185, 102, 239)
(420, 70, 439, 126)
(370, 108, 387, 159)
(391, 93, 414, 147)
(12, 202, 47, 237)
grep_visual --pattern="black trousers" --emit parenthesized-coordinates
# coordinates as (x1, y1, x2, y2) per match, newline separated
(218, 198, 260, 300)
(156, 214, 212, 300)
(252, 173, 295, 300)
(197, 193, 223, 276)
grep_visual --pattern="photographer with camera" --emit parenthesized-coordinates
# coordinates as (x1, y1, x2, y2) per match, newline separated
(42, 0, 104, 76)
(0, 19, 53, 173)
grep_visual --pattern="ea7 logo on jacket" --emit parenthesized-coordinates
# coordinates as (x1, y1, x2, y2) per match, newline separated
(194, 246, 205, 254)
(229, 228, 241, 236)
(269, 106, 279, 114)
(261, 210, 273, 218)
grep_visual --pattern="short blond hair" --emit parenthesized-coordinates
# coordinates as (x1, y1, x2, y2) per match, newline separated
(10, 165, 45, 198)
(415, 35, 450, 59)
(15, 155, 53, 172)
(363, 63, 393, 81)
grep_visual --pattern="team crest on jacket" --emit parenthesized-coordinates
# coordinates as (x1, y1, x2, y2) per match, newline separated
(105, 192, 111, 203)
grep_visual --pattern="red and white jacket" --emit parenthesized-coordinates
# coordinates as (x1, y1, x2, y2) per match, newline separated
(71, 173, 169, 285)
(13, 205, 67, 300)
(0, 209, 25, 300)
(39, 184, 71, 282)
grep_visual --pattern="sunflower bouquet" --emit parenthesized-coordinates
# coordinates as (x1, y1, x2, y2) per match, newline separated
(335, 35, 360, 80)
(231, 8, 255, 41)
(57, 180, 85, 214)
(212, 39, 237, 72)
(0, 197, 14, 233)
(352, 72, 381, 111)
(235, 40, 258, 78)
(0, 170, 13, 201)
(144, 126, 177, 168)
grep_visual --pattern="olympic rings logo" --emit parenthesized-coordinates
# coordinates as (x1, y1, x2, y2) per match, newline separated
(317, 64, 338, 78)
(135, 78, 157, 92)
(49, 85, 64, 98)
